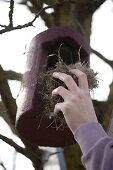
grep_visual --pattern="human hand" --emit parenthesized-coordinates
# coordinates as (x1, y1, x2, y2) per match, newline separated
(52, 69, 98, 134)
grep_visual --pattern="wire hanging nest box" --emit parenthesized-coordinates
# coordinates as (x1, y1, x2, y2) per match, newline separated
(16, 26, 92, 147)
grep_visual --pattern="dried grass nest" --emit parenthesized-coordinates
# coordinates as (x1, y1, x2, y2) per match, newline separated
(37, 58, 99, 130)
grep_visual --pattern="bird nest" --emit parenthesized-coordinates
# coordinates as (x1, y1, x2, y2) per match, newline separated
(37, 57, 99, 130)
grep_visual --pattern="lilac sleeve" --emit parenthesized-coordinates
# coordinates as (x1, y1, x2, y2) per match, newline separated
(74, 122, 113, 170)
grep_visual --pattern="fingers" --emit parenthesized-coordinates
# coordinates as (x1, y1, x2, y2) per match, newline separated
(53, 69, 89, 91)
(70, 69, 89, 90)
(54, 102, 64, 115)
(53, 72, 78, 91)
(52, 86, 70, 100)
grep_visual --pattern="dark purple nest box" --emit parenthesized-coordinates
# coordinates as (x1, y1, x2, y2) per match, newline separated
(16, 26, 90, 147)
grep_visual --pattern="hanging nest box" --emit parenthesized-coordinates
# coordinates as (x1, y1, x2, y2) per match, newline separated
(16, 26, 91, 147)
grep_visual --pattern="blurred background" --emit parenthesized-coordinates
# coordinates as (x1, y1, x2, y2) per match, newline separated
(0, 0, 113, 169)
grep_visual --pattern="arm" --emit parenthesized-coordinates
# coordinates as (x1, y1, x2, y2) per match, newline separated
(52, 69, 113, 170)
(75, 122, 113, 170)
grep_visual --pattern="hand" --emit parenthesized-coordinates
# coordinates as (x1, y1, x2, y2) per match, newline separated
(52, 69, 98, 134)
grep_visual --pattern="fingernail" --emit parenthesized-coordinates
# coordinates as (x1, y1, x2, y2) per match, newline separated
(53, 72, 58, 76)
(52, 89, 56, 96)
(52, 89, 56, 92)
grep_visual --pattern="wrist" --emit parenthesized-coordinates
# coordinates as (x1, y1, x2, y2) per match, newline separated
(71, 119, 98, 135)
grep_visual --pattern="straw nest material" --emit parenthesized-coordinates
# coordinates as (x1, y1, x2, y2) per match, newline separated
(37, 57, 99, 130)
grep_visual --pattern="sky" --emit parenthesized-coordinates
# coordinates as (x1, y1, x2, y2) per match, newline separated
(90, 0, 113, 101)
(0, 0, 113, 169)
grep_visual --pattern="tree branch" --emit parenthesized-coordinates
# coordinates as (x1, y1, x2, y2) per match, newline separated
(0, 65, 17, 124)
(0, 133, 43, 167)
(0, 1, 66, 34)
(4, 70, 22, 81)
(0, 100, 18, 135)
(0, 101, 6, 116)
(0, 161, 7, 170)
(9, 0, 14, 28)
(91, 48, 113, 68)
(0, 134, 26, 155)
(0, 24, 7, 28)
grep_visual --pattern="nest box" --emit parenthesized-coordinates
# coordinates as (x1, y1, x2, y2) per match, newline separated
(16, 26, 90, 147)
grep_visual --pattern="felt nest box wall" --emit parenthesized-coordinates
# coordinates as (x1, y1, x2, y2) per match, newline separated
(16, 26, 90, 147)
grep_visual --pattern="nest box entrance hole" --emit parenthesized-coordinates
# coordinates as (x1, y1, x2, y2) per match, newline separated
(45, 38, 82, 70)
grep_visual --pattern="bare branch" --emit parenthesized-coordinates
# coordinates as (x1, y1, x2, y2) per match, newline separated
(31, 1, 66, 23)
(0, 23, 33, 34)
(9, 0, 14, 28)
(0, 1, 66, 34)
(0, 161, 7, 170)
(0, 101, 6, 116)
(4, 70, 22, 81)
(91, 48, 113, 68)
(0, 100, 19, 136)
(0, 133, 43, 168)
(0, 24, 7, 28)
(0, 134, 26, 155)
(0, 65, 17, 124)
